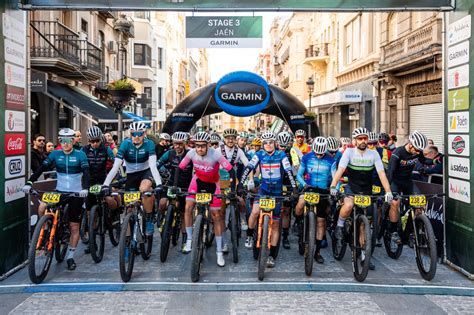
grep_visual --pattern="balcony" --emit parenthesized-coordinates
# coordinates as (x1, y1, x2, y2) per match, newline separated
(303, 43, 330, 70)
(380, 18, 442, 72)
(30, 20, 103, 81)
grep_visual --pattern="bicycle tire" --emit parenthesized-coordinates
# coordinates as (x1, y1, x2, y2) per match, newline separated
(108, 209, 121, 247)
(305, 211, 316, 276)
(298, 218, 304, 256)
(370, 204, 378, 255)
(383, 220, 403, 259)
(258, 215, 270, 281)
(89, 205, 105, 263)
(331, 207, 347, 261)
(414, 213, 437, 281)
(140, 207, 153, 261)
(353, 214, 371, 282)
(229, 204, 239, 264)
(160, 205, 175, 262)
(80, 208, 89, 244)
(191, 214, 204, 282)
(28, 214, 55, 284)
(119, 212, 135, 282)
(205, 220, 215, 248)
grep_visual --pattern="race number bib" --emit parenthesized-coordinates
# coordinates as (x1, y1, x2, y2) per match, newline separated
(124, 192, 141, 204)
(41, 192, 61, 204)
(409, 195, 427, 207)
(304, 193, 320, 205)
(354, 195, 371, 207)
(196, 193, 212, 204)
(259, 198, 276, 210)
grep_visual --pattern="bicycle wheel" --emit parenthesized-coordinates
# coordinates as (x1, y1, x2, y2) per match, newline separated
(205, 219, 215, 248)
(108, 209, 121, 247)
(89, 205, 105, 263)
(80, 208, 89, 244)
(331, 207, 347, 261)
(54, 222, 69, 263)
(171, 216, 181, 247)
(298, 216, 304, 256)
(353, 214, 372, 282)
(229, 204, 239, 264)
(140, 208, 153, 260)
(191, 214, 204, 282)
(414, 214, 437, 281)
(258, 215, 270, 281)
(305, 211, 316, 276)
(160, 205, 175, 262)
(383, 220, 403, 259)
(370, 204, 378, 255)
(28, 215, 55, 284)
(119, 213, 135, 282)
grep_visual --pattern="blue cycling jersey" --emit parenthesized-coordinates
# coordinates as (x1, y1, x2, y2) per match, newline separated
(297, 152, 336, 190)
(117, 138, 156, 174)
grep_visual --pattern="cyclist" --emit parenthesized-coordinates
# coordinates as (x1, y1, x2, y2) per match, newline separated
(293, 129, 311, 156)
(102, 122, 162, 236)
(339, 137, 351, 152)
(378, 132, 393, 169)
(387, 131, 431, 246)
(295, 137, 336, 263)
(326, 136, 342, 166)
(247, 137, 262, 159)
(156, 132, 171, 160)
(329, 127, 393, 259)
(238, 131, 298, 268)
(178, 132, 233, 267)
(210, 133, 221, 148)
(23, 128, 89, 270)
(236, 131, 249, 180)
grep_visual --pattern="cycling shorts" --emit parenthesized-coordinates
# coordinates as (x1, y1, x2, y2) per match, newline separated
(125, 169, 153, 191)
(298, 188, 329, 219)
(186, 176, 222, 209)
(390, 180, 420, 196)
(54, 193, 84, 223)
(255, 188, 282, 220)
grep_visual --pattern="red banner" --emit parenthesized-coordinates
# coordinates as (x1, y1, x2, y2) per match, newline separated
(5, 85, 25, 110)
(4, 133, 26, 156)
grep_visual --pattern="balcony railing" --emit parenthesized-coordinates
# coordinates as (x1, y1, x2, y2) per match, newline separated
(381, 18, 442, 67)
(30, 20, 103, 79)
(305, 43, 329, 58)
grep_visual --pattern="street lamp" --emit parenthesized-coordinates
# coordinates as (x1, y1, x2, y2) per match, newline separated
(306, 76, 315, 137)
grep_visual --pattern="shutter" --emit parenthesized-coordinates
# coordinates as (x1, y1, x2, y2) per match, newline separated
(409, 103, 444, 153)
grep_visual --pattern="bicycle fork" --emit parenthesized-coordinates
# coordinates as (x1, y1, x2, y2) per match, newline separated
(38, 213, 58, 252)
(256, 211, 273, 249)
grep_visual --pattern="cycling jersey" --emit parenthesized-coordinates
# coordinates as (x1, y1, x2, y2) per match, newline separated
(289, 147, 301, 168)
(297, 152, 336, 189)
(117, 138, 156, 174)
(219, 145, 248, 181)
(338, 147, 384, 193)
(236, 145, 248, 180)
(388, 146, 429, 183)
(82, 144, 115, 184)
(155, 143, 169, 160)
(293, 142, 311, 155)
(29, 149, 90, 193)
(379, 147, 392, 170)
(158, 149, 193, 189)
(179, 147, 232, 183)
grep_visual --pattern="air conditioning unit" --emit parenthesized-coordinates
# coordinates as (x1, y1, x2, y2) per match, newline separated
(348, 104, 359, 115)
(108, 41, 117, 54)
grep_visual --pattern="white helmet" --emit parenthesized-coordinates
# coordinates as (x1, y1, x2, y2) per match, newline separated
(171, 131, 187, 142)
(312, 137, 328, 154)
(193, 131, 211, 143)
(409, 130, 428, 151)
(129, 121, 147, 132)
(261, 131, 276, 141)
(352, 127, 369, 139)
(368, 131, 379, 144)
(295, 129, 306, 137)
(159, 133, 171, 140)
(210, 133, 222, 143)
(277, 131, 293, 147)
(340, 137, 351, 145)
(58, 128, 75, 138)
(86, 126, 103, 141)
(326, 136, 340, 152)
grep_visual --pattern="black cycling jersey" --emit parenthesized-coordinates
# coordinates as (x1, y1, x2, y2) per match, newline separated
(388, 145, 428, 183)
(155, 143, 169, 160)
(82, 144, 115, 184)
(159, 149, 193, 189)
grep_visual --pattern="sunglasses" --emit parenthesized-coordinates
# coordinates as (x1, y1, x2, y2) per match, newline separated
(211, 142, 219, 146)
(36, 139, 46, 142)
(59, 137, 74, 144)
(296, 136, 304, 139)
(90, 139, 101, 143)
(356, 136, 368, 141)
(131, 131, 144, 137)
(263, 140, 274, 145)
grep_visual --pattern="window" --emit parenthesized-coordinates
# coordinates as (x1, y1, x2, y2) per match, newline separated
(388, 13, 398, 42)
(344, 15, 361, 64)
(98, 31, 104, 49)
(134, 43, 152, 67)
(158, 87, 163, 109)
(144, 87, 152, 99)
(295, 65, 302, 81)
(157, 47, 163, 69)
(345, 23, 352, 65)
(368, 14, 376, 53)
(81, 19, 88, 34)
(135, 12, 150, 21)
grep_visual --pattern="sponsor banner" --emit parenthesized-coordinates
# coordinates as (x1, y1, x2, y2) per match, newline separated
(5, 62, 25, 88)
(187, 38, 262, 48)
(448, 134, 470, 157)
(5, 110, 26, 132)
(5, 155, 25, 179)
(448, 111, 469, 133)
(447, 41, 470, 68)
(447, 64, 469, 90)
(448, 177, 471, 204)
(5, 85, 25, 110)
(448, 14, 471, 46)
(4, 177, 25, 203)
(30, 71, 47, 92)
(448, 88, 469, 111)
(4, 38, 25, 67)
(2, 13, 25, 45)
(4, 133, 26, 156)
(448, 156, 470, 180)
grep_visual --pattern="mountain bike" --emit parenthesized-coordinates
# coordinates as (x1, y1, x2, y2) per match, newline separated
(331, 193, 373, 282)
(159, 186, 184, 262)
(79, 206, 89, 245)
(118, 189, 158, 282)
(224, 187, 241, 263)
(378, 193, 441, 281)
(27, 190, 81, 284)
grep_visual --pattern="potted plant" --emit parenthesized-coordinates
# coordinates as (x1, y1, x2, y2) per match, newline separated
(107, 78, 136, 102)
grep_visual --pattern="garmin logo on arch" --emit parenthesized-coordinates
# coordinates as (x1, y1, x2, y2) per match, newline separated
(218, 83, 266, 105)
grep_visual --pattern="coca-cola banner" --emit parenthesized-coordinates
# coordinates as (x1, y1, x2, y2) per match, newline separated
(4, 133, 26, 155)
(5, 85, 24, 110)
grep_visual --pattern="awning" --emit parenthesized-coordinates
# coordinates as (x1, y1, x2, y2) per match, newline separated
(123, 111, 151, 127)
(45, 81, 127, 124)
(304, 90, 362, 108)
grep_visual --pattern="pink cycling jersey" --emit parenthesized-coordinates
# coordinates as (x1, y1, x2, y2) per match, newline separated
(179, 147, 232, 183)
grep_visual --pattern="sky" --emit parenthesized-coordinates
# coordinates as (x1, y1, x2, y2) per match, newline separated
(187, 12, 291, 82)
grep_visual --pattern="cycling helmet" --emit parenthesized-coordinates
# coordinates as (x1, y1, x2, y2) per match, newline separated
(129, 121, 147, 132)
(340, 137, 351, 145)
(210, 133, 221, 143)
(86, 126, 103, 140)
(295, 129, 306, 137)
(379, 132, 390, 143)
(352, 127, 369, 139)
(171, 131, 187, 142)
(326, 136, 340, 152)
(251, 138, 262, 146)
(409, 130, 428, 151)
(193, 131, 211, 143)
(368, 131, 379, 144)
(277, 131, 293, 147)
(261, 131, 276, 141)
(307, 137, 313, 145)
(238, 131, 249, 139)
(58, 128, 75, 137)
(312, 137, 328, 154)
(223, 128, 238, 138)
(159, 132, 171, 140)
